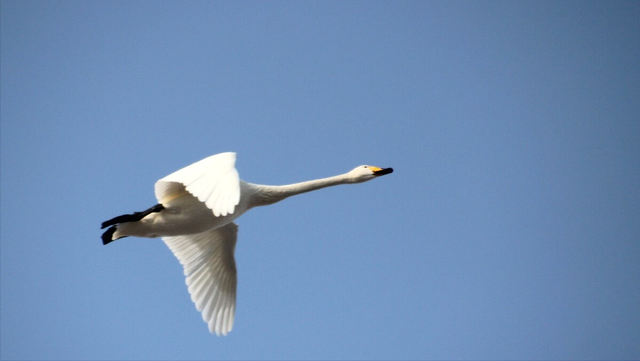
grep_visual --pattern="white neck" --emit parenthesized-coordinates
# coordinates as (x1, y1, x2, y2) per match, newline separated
(251, 173, 353, 206)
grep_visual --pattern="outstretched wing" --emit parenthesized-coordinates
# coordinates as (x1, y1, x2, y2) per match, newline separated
(162, 222, 238, 336)
(154, 152, 241, 217)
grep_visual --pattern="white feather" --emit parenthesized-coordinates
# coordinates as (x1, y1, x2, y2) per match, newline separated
(104, 152, 393, 336)
(163, 223, 238, 336)
(155, 152, 241, 217)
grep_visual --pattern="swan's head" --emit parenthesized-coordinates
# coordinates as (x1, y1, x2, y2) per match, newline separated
(348, 165, 394, 183)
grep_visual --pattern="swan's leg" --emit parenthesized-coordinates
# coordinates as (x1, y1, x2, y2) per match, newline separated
(101, 226, 119, 245)
(101, 204, 165, 245)
(101, 203, 165, 229)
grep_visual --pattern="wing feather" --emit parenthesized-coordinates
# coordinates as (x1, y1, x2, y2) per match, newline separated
(162, 223, 238, 336)
(155, 152, 241, 217)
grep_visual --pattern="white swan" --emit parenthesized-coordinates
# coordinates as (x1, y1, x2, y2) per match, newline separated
(101, 152, 393, 336)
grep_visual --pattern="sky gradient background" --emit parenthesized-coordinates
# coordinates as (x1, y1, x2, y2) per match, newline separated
(1, 1, 639, 360)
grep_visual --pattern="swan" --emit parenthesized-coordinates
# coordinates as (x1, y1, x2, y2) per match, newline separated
(101, 152, 393, 336)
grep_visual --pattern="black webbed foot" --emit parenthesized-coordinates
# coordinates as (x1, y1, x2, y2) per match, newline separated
(101, 204, 165, 229)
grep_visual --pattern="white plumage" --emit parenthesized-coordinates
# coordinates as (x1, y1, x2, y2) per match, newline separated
(163, 223, 238, 336)
(156, 153, 240, 217)
(101, 152, 393, 336)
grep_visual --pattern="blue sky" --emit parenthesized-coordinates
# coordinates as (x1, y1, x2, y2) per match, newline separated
(1, 1, 639, 360)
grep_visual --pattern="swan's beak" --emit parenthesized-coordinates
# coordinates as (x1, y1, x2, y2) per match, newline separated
(371, 167, 394, 176)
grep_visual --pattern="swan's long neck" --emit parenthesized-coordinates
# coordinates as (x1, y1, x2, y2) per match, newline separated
(251, 173, 352, 206)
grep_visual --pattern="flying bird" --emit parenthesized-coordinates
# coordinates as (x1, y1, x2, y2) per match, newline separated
(101, 152, 393, 336)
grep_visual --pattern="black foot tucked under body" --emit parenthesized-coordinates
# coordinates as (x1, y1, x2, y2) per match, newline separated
(101, 203, 165, 229)
(101, 203, 165, 245)
(101, 226, 118, 245)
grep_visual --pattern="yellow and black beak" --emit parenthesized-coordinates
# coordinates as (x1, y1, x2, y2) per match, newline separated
(370, 166, 394, 176)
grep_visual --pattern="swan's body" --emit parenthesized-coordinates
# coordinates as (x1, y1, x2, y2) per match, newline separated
(101, 152, 392, 336)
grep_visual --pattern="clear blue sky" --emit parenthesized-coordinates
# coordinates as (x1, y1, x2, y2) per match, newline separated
(1, 1, 639, 360)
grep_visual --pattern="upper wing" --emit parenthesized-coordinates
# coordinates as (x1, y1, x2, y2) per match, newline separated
(162, 222, 238, 336)
(154, 152, 241, 217)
